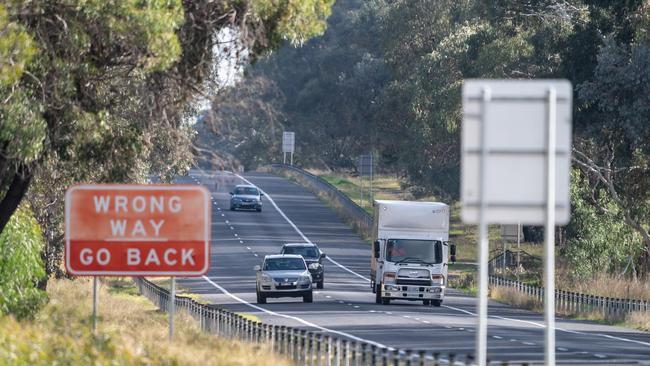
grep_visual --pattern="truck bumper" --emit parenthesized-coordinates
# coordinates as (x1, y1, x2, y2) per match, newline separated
(382, 284, 445, 300)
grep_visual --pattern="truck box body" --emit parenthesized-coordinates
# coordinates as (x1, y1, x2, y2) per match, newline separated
(370, 200, 451, 306)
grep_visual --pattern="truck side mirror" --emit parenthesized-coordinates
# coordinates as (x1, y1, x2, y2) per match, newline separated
(320, 253, 326, 259)
(449, 243, 457, 263)
(373, 241, 380, 259)
(229, 191, 234, 195)
(253, 265, 261, 271)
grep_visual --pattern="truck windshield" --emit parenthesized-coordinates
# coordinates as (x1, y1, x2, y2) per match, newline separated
(386, 239, 442, 264)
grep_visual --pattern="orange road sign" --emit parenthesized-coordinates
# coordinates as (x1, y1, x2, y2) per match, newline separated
(65, 185, 211, 276)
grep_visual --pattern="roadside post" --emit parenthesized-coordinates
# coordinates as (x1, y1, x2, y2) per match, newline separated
(461, 80, 572, 366)
(358, 154, 373, 207)
(65, 185, 211, 341)
(283, 131, 296, 165)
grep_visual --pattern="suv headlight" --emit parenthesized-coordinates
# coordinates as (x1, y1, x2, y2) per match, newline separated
(299, 275, 311, 283)
(308, 263, 322, 271)
(383, 272, 396, 283)
(431, 274, 444, 285)
(261, 274, 273, 283)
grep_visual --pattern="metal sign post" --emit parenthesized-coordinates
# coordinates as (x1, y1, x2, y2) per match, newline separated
(282, 132, 295, 166)
(544, 87, 557, 365)
(169, 277, 176, 341)
(461, 80, 572, 366)
(92, 277, 98, 333)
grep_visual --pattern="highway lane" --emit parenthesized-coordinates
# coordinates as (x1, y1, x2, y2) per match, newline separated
(173, 169, 650, 365)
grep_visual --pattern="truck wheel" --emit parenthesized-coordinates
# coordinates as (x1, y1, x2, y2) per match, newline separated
(381, 297, 391, 305)
(303, 291, 313, 303)
(432, 300, 442, 307)
(317, 279, 324, 289)
(256, 290, 266, 304)
(423, 300, 431, 306)
(375, 284, 382, 304)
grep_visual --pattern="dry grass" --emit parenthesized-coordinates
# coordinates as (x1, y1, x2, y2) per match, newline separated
(625, 311, 650, 332)
(490, 286, 543, 312)
(557, 273, 650, 301)
(0, 277, 291, 366)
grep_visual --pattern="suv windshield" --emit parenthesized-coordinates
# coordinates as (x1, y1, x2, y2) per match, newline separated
(282, 246, 319, 259)
(386, 239, 442, 264)
(263, 258, 306, 271)
(234, 187, 259, 195)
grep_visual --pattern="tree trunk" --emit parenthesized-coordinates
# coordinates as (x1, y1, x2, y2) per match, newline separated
(0, 164, 33, 234)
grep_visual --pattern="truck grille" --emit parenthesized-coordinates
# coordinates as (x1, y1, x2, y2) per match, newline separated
(396, 278, 431, 286)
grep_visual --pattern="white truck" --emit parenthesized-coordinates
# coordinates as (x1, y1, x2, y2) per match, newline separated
(370, 200, 456, 306)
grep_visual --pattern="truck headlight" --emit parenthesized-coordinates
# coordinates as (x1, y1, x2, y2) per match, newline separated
(383, 272, 396, 283)
(308, 263, 322, 271)
(431, 274, 444, 285)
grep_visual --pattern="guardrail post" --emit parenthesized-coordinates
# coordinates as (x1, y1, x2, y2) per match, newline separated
(370, 345, 377, 366)
(300, 330, 307, 364)
(432, 352, 440, 366)
(317, 333, 324, 366)
(391, 349, 399, 366)
(417, 350, 426, 366)
(350, 341, 358, 366)
(380, 348, 388, 366)
(342, 339, 349, 366)
(326, 335, 332, 366)
(335, 337, 341, 366)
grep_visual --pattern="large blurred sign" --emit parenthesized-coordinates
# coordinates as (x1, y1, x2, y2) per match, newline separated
(461, 80, 573, 225)
(65, 185, 210, 276)
(282, 131, 295, 153)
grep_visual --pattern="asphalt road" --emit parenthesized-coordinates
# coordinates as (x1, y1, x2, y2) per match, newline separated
(173, 168, 650, 365)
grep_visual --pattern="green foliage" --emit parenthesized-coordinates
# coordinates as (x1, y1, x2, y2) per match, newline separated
(563, 171, 640, 278)
(0, 206, 47, 319)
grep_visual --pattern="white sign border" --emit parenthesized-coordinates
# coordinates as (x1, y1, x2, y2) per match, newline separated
(65, 184, 211, 276)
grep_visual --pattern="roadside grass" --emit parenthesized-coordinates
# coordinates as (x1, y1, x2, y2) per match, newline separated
(0, 277, 291, 366)
(490, 286, 544, 313)
(556, 272, 650, 302)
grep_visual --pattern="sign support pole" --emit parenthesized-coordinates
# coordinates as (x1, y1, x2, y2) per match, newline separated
(476, 87, 491, 366)
(92, 277, 98, 334)
(170, 276, 176, 342)
(290, 152, 293, 166)
(283, 152, 286, 165)
(544, 87, 557, 366)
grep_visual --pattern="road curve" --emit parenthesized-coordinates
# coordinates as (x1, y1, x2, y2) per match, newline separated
(173, 169, 650, 365)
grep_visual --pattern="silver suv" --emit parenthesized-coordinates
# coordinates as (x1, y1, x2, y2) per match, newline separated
(254, 254, 313, 304)
(230, 184, 263, 212)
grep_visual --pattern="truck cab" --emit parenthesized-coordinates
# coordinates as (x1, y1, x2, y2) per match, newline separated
(370, 200, 455, 306)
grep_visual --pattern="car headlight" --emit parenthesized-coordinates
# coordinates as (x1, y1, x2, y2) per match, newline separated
(431, 274, 444, 285)
(383, 272, 396, 283)
(299, 275, 311, 283)
(261, 274, 273, 283)
(232, 198, 242, 202)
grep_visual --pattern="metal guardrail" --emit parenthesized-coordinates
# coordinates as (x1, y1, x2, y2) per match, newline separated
(489, 275, 650, 317)
(134, 277, 480, 365)
(269, 164, 374, 237)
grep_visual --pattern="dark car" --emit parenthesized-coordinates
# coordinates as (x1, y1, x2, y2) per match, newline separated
(230, 184, 263, 211)
(280, 243, 326, 289)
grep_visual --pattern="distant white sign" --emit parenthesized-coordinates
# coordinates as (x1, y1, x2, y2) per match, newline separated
(282, 132, 295, 153)
(461, 80, 573, 225)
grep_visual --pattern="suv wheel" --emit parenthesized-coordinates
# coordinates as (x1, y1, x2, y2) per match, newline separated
(317, 277, 324, 289)
(423, 300, 431, 306)
(256, 290, 266, 304)
(256, 207, 262, 212)
(303, 291, 313, 303)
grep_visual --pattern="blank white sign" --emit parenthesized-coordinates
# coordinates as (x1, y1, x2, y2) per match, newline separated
(282, 131, 295, 153)
(461, 80, 572, 225)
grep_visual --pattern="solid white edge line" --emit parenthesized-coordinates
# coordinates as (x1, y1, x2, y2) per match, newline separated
(201, 275, 388, 349)
(200, 170, 650, 352)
